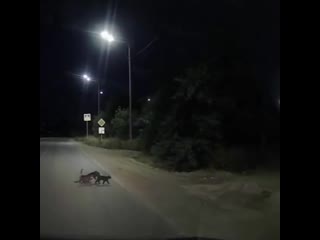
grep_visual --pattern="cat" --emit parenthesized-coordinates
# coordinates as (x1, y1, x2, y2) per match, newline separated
(95, 175, 112, 184)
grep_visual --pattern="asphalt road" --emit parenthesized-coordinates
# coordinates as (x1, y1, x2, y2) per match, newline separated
(40, 138, 179, 240)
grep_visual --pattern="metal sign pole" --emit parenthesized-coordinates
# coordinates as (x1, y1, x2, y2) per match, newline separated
(86, 122, 89, 139)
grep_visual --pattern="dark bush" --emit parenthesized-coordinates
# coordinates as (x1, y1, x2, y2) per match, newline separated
(151, 137, 214, 171)
(111, 107, 129, 139)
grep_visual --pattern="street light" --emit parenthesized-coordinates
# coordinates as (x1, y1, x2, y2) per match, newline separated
(82, 74, 101, 115)
(100, 31, 115, 42)
(100, 29, 133, 140)
(83, 74, 91, 82)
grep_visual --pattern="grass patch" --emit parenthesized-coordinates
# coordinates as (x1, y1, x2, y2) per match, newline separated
(76, 136, 159, 168)
(75, 136, 143, 151)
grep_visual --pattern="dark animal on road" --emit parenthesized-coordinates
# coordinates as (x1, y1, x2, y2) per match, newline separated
(74, 169, 98, 184)
(87, 171, 100, 180)
(76, 175, 92, 184)
(95, 175, 111, 184)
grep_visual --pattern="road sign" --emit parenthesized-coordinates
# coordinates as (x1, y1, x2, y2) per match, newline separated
(99, 127, 105, 135)
(98, 118, 106, 127)
(84, 114, 91, 122)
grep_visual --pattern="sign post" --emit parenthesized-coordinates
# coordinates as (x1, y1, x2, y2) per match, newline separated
(98, 118, 106, 142)
(83, 114, 92, 139)
(86, 122, 88, 139)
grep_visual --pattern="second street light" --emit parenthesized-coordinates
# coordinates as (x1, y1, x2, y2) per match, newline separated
(100, 30, 133, 140)
(82, 74, 102, 115)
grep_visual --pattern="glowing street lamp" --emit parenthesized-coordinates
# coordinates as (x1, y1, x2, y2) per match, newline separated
(100, 29, 133, 140)
(83, 74, 91, 82)
(100, 31, 115, 42)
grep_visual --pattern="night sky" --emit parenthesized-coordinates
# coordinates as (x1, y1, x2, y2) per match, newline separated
(40, 0, 280, 136)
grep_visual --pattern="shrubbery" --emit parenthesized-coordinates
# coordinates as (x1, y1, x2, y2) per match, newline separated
(151, 138, 215, 171)
(79, 136, 142, 151)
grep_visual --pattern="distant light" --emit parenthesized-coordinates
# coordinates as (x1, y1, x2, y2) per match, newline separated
(100, 31, 114, 42)
(147, 98, 151, 102)
(82, 74, 91, 82)
(100, 91, 104, 95)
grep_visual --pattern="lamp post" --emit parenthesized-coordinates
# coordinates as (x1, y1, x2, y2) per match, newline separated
(100, 30, 133, 140)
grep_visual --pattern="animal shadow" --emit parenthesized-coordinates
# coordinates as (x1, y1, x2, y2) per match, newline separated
(95, 184, 111, 187)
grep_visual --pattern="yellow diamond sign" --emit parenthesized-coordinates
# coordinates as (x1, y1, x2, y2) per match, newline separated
(98, 118, 106, 127)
